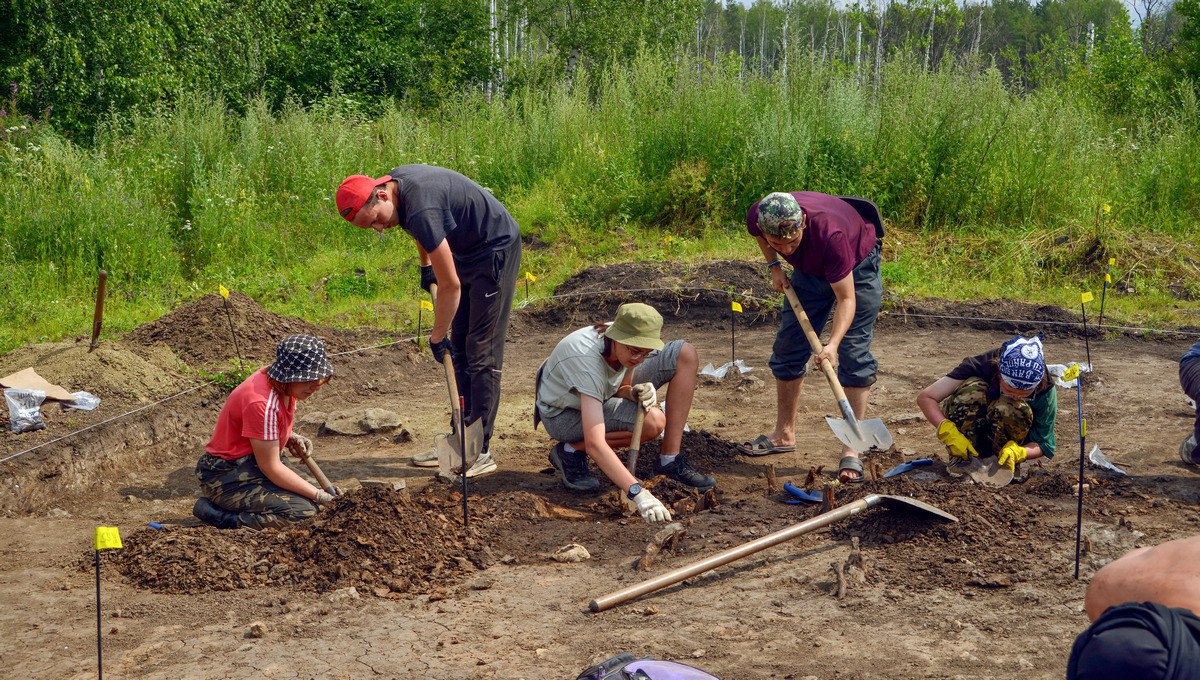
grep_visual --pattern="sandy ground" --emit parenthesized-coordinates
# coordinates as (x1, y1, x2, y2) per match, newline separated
(2, 311, 1199, 679)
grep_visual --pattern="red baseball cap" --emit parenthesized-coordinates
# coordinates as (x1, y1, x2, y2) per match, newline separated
(336, 174, 392, 221)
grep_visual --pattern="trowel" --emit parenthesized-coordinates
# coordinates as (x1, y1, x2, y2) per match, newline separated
(782, 285, 894, 453)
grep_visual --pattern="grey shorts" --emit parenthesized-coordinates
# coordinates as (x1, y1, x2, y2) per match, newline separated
(538, 339, 684, 444)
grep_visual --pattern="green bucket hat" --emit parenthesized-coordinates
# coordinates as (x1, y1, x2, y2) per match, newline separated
(604, 303, 665, 351)
(757, 192, 804, 238)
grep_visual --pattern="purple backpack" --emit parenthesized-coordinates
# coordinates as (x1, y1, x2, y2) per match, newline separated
(576, 653, 720, 680)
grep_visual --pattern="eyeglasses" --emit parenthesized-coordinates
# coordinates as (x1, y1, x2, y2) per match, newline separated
(626, 346, 655, 359)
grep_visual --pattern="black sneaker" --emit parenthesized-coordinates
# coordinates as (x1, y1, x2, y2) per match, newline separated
(548, 443, 600, 492)
(656, 454, 716, 492)
(192, 497, 243, 529)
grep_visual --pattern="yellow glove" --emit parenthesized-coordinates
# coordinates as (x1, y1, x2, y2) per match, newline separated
(936, 420, 978, 461)
(998, 441, 1028, 473)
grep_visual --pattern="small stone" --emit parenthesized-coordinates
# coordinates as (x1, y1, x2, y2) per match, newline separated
(236, 643, 254, 652)
(47, 508, 70, 518)
(247, 621, 267, 638)
(360, 479, 407, 491)
(125, 495, 138, 503)
(535, 648, 549, 658)
(469, 578, 496, 590)
(328, 586, 360, 603)
(691, 649, 706, 658)
(373, 586, 392, 597)
(552, 544, 591, 563)
(642, 606, 659, 616)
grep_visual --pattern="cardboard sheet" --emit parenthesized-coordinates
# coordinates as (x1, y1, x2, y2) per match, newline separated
(0, 367, 75, 401)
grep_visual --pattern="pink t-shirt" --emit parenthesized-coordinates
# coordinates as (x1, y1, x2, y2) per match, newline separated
(746, 191, 877, 282)
(204, 368, 295, 461)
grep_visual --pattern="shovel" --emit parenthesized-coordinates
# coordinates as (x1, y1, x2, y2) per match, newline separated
(620, 404, 647, 515)
(589, 493, 957, 611)
(781, 285, 893, 453)
(427, 283, 485, 478)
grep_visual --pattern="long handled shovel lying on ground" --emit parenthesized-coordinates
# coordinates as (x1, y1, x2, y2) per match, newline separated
(782, 284, 893, 452)
(589, 493, 956, 612)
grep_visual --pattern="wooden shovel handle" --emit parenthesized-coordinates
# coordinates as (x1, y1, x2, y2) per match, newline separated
(89, 270, 107, 353)
(429, 283, 464, 430)
(295, 449, 335, 494)
(626, 404, 646, 475)
(782, 284, 850, 404)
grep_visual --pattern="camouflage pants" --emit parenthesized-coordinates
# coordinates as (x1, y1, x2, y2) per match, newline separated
(941, 377, 1034, 457)
(195, 452, 317, 530)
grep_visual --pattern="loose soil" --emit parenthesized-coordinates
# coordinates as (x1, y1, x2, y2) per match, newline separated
(3, 271, 1200, 679)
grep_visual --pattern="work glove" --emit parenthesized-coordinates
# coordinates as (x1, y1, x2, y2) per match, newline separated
(631, 488, 672, 524)
(419, 265, 436, 293)
(632, 382, 657, 411)
(430, 337, 451, 363)
(937, 420, 978, 462)
(286, 433, 312, 458)
(313, 489, 336, 506)
(998, 440, 1028, 473)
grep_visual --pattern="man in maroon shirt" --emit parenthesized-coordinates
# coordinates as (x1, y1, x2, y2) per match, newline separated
(738, 192, 883, 483)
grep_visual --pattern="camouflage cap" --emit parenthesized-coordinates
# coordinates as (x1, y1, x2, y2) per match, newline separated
(757, 192, 804, 238)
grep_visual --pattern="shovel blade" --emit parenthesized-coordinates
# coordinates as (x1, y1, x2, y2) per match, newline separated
(825, 416, 894, 453)
(436, 419, 486, 477)
(869, 494, 959, 522)
(965, 457, 1014, 488)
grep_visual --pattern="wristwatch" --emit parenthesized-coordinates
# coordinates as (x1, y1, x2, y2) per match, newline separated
(626, 482, 643, 500)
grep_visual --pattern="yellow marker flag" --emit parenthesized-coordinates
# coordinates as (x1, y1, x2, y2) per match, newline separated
(1105, 273, 1112, 283)
(94, 527, 122, 551)
(524, 272, 537, 283)
(419, 299, 434, 312)
(1081, 419, 1087, 437)
(1108, 257, 1116, 265)
(731, 301, 743, 313)
(1080, 291, 1094, 304)
(1062, 363, 1081, 382)
(219, 285, 230, 300)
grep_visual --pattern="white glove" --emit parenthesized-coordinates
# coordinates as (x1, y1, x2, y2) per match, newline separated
(287, 433, 313, 457)
(313, 489, 335, 505)
(632, 488, 672, 523)
(632, 382, 657, 411)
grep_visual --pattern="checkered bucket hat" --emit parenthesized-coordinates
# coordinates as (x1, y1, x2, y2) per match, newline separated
(267, 334, 334, 383)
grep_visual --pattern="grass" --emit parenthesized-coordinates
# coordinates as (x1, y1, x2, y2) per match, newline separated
(1, 53, 1198, 357)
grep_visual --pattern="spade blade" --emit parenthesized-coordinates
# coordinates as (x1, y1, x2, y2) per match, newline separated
(826, 416, 894, 453)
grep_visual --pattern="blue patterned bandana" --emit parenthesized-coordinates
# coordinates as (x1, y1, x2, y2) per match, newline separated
(999, 335, 1045, 391)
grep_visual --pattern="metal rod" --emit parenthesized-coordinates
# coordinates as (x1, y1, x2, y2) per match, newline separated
(589, 496, 879, 612)
(1074, 370, 1086, 579)
(221, 296, 245, 374)
(95, 550, 103, 679)
(460, 396, 469, 530)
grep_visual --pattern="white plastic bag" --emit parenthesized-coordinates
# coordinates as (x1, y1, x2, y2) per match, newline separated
(4, 388, 47, 433)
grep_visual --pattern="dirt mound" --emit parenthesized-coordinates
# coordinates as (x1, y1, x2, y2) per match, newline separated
(634, 430, 752, 477)
(821, 467, 1133, 590)
(126, 291, 371, 368)
(0, 340, 191, 403)
(105, 486, 561, 596)
(530, 260, 779, 327)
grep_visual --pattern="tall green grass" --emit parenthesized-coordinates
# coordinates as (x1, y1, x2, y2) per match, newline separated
(1, 53, 1197, 356)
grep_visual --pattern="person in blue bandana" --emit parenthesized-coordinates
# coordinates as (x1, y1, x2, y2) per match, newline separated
(916, 335, 1057, 473)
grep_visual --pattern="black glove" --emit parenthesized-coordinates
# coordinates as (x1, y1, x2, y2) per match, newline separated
(430, 337, 451, 363)
(419, 265, 436, 293)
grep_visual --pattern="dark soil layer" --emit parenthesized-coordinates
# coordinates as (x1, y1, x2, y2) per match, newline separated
(126, 291, 380, 368)
(880, 293, 1200, 340)
(531, 260, 780, 328)
(104, 486, 554, 596)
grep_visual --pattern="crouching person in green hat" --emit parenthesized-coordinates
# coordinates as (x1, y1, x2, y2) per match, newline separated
(192, 334, 337, 529)
(535, 303, 716, 524)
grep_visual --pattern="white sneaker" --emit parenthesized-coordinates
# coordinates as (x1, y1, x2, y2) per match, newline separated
(1181, 434, 1199, 466)
(437, 451, 497, 481)
(411, 447, 440, 467)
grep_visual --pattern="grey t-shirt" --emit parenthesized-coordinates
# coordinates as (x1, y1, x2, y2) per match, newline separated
(388, 164, 519, 266)
(537, 326, 627, 418)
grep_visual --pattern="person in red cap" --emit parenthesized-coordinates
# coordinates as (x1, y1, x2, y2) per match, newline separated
(336, 165, 522, 478)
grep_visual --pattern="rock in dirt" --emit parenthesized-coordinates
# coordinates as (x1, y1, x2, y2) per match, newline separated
(552, 544, 592, 563)
(247, 621, 267, 638)
(321, 408, 405, 436)
(329, 587, 360, 602)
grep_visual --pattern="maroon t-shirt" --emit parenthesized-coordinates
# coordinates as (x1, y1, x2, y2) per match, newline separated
(746, 192, 877, 282)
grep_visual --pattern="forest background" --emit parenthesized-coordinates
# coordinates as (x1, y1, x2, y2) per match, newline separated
(1, 0, 1198, 355)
